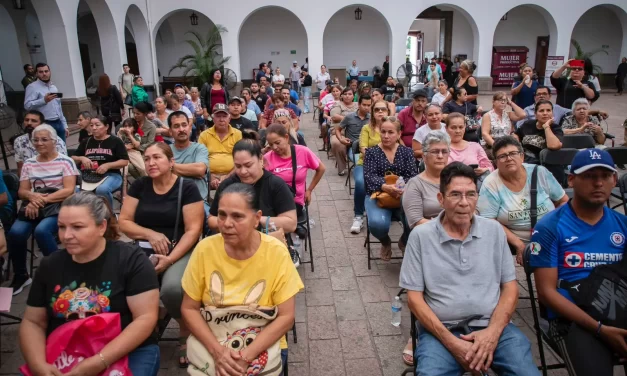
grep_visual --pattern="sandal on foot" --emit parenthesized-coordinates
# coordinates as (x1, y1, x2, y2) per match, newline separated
(380, 244, 392, 261)
(179, 337, 189, 368)
(402, 339, 414, 366)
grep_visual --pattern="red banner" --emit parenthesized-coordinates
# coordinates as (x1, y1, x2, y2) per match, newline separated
(492, 69, 520, 86)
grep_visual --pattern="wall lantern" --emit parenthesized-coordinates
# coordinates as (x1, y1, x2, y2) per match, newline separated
(190, 12, 199, 26)
(355, 7, 362, 21)
(13, 0, 25, 10)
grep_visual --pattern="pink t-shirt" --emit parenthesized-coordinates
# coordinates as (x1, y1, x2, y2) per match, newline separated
(264, 145, 321, 206)
(448, 142, 493, 171)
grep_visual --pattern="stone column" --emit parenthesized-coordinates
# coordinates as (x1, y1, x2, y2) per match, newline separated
(32, 0, 90, 122)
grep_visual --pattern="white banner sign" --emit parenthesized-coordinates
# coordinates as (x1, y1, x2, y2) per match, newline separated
(544, 56, 564, 92)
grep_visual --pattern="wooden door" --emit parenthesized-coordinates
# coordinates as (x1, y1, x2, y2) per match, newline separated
(535, 36, 550, 78)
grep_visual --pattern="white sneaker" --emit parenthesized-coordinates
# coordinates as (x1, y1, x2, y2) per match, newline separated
(350, 216, 364, 234)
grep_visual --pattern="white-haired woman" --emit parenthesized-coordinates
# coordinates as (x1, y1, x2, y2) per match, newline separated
(560, 98, 606, 146)
(7, 124, 79, 295)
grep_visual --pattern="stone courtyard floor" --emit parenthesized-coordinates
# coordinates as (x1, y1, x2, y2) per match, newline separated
(0, 93, 626, 375)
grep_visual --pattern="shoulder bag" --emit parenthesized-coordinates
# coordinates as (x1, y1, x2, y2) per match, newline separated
(18, 178, 61, 221)
(370, 171, 401, 209)
(170, 177, 184, 251)
(187, 271, 282, 376)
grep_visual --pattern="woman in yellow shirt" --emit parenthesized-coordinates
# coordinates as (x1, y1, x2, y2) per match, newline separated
(350, 99, 386, 234)
(181, 183, 303, 376)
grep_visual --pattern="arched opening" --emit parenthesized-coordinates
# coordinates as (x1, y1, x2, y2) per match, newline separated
(571, 4, 626, 89)
(323, 5, 391, 84)
(238, 7, 308, 83)
(155, 9, 223, 87)
(76, 1, 103, 86)
(124, 5, 154, 86)
(492, 4, 558, 86)
(408, 5, 479, 85)
(0, 4, 27, 91)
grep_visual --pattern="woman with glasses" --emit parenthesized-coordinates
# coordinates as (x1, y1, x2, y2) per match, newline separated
(350, 99, 386, 234)
(481, 92, 526, 152)
(445, 113, 492, 187)
(364, 116, 417, 260)
(550, 59, 599, 109)
(477, 136, 568, 265)
(400, 129, 450, 366)
(371, 88, 396, 115)
(8, 124, 79, 295)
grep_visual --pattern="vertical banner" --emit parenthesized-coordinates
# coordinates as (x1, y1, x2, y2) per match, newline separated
(544, 56, 564, 92)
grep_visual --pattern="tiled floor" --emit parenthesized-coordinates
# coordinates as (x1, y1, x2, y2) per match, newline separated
(1, 92, 626, 375)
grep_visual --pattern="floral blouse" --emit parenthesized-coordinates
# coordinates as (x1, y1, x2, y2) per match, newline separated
(364, 145, 418, 195)
(561, 115, 601, 138)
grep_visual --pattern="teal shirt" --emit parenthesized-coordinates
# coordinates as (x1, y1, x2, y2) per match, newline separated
(170, 143, 209, 200)
(131, 85, 149, 106)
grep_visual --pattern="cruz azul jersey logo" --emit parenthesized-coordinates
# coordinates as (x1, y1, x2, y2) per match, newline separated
(564, 252, 584, 268)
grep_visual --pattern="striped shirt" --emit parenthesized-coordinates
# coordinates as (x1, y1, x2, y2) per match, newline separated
(20, 154, 79, 190)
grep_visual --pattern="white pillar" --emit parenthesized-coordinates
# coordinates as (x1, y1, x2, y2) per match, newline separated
(85, 0, 124, 80)
(390, 23, 408, 83)
(305, 24, 324, 90)
(32, 0, 84, 98)
(125, 5, 155, 86)
(221, 21, 240, 81)
(474, 22, 496, 91)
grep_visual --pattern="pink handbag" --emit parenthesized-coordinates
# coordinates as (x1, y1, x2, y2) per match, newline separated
(20, 313, 132, 375)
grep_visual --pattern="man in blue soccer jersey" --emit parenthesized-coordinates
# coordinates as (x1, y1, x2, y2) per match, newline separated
(531, 148, 627, 376)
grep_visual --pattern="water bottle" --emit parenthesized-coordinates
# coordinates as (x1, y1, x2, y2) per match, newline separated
(396, 177, 406, 191)
(391, 296, 402, 327)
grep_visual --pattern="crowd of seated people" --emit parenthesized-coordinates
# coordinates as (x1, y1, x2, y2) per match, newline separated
(8, 62, 623, 376)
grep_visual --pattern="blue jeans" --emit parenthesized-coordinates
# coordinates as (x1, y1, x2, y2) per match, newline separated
(302, 86, 311, 112)
(364, 196, 403, 243)
(8, 215, 59, 276)
(47, 119, 66, 144)
(416, 323, 539, 376)
(353, 165, 365, 216)
(95, 172, 123, 208)
(279, 349, 288, 376)
(128, 344, 160, 376)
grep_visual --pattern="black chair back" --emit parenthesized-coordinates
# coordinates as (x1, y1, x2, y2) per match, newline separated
(539, 148, 578, 166)
(561, 134, 595, 149)
(607, 147, 627, 166)
(396, 98, 412, 107)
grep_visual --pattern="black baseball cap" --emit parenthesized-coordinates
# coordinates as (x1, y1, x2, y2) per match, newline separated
(412, 89, 428, 99)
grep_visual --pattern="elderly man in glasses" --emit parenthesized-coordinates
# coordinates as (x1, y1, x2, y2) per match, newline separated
(550, 59, 599, 109)
(401, 162, 539, 376)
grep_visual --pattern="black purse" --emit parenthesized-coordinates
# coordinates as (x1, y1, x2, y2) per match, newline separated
(17, 179, 61, 221)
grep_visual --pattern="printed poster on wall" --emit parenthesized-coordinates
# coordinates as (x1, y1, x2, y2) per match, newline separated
(544, 56, 564, 92)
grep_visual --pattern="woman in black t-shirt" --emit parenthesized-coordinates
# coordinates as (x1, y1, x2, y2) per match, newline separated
(208, 135, 297, 233)
(119, 142, 203, 368)
(72, 116, 129, 207)
(21, 192, 160, 376)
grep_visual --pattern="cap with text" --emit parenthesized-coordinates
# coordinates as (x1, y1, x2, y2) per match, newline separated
(570, 148, 616, 175)
(212, 103, 229, 114)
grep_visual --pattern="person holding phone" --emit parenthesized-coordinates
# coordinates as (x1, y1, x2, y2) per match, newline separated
(551, 59, 598, 109)
(24, 63, 69, 143)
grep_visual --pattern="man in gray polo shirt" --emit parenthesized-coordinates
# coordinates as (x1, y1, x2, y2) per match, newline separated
(400, 162, 538, 375)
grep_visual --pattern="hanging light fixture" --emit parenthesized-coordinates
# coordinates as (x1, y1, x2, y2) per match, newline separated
(190, 12, 199, 26)
(13, 0, 25, 10)
(354, 7, 362, 21)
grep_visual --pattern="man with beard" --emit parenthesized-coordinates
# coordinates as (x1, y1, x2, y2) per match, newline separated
(13, 110, 67, 177)
(250, 82, 268, 112)
(397, 89, 429, 147)
(21, 64, 37, 89)
(531, 149, 627, 376)
(24, 63, 69, 143)
(170, 111, 209, 218)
